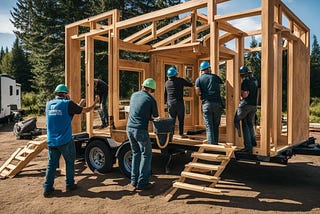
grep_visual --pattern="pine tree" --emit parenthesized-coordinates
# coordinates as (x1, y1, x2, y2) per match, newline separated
(244, 36, 261, 86)
(11, 37, 33, 92)
(0, 52, 14, 76)
(310, 35, 320, 97)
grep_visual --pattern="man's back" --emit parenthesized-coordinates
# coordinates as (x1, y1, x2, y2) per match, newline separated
(127, 90, 158, 130)
(165, 77, 193, 104)
(195, 73, 222, 102)
(241, 76, 258, 106)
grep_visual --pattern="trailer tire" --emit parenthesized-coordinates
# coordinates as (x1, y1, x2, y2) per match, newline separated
(117, 143, 132, 178)
(85, 139, 113, 174)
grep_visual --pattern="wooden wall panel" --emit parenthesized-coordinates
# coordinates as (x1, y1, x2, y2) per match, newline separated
(85, 36, 94, 136)
(287, 40, 309, 145)
(65, 26, 81, 133)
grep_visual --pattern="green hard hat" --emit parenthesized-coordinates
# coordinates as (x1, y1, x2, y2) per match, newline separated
(54, 84, 69, 93)
(142, 78, 156, 90)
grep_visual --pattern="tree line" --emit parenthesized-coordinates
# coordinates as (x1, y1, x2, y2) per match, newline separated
(0, 0, 319, 114)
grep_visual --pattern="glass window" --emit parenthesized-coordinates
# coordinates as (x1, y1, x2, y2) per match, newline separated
(10, 86, 13, 96)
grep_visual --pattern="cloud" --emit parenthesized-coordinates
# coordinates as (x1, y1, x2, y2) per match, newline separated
(229, 17, 261, 32)
(0, 14, 15, 34)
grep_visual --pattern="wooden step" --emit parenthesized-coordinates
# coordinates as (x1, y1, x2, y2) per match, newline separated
(6, 164, 16, 170)
(28, 141, 43, 145)
(196, 144, 236, 152)
(173, 182, 222, 195)
(181, 171, 220, 182)
(21, 149, 35, 154)
(191, 152, 228, 161)
(14, 156, 26, 161)
(186, 162, 222, 171)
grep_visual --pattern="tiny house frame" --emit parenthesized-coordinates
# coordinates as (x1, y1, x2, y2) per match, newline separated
(65, 0, 310, 157)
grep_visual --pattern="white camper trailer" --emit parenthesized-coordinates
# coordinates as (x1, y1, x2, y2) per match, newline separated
(0, 74, 21, 123)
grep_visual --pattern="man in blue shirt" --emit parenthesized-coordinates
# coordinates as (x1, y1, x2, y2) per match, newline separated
(195, 61, 223, 144)
(165, 67, 193, 138)
(127, 78, 159, 190)
(44, 84, 98, 197)
(234, 66, 259, 154)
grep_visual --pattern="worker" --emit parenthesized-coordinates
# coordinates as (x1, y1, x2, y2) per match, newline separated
(234, 66, 259, 154)
(165, 67, 193, 138)
(44, 84, 98, 197)
(94, 79, 108, 128)
(126, 78, 159, 191)
(195, 61, 223, 145)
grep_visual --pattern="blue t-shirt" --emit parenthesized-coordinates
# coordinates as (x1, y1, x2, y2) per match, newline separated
(127, 90, 159, 130)
(195, 72, 223, 103)
(46, 98, 82, 147)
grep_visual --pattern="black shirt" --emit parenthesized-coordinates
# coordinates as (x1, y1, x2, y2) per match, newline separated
(241, 76, 258, 106)
(68, 100, 83, 116)
(195, 72, 223, 103)
(94, 79, 108, 98)
(165, 77, 193, 104)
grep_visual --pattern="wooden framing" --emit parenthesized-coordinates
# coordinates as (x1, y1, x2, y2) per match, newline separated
(65, 0, 310, 157)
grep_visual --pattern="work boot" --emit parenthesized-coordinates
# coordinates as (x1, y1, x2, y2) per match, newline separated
(66, 184, 78, 192)
(43, 188, 55, 198)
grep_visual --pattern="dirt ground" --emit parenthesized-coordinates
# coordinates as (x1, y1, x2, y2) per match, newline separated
(1, 116, 320, 214)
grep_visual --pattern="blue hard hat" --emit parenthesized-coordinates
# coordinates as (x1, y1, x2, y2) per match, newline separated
(240, 66, 250, 74)
(167, 67, 178, 77)
(200, 61, 210, 71)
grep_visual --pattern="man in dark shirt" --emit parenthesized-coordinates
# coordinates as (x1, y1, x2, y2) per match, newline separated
(195, 61, 223, 145)
(127, 78, 159, 190)
(44, 84, 98, 197)
(94, 79, 108, 128)
(234, 66, 259, 153)
(165, 67, 193, 138)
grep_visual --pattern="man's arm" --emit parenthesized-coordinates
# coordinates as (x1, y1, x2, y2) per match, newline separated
(195, 87, 201, 96)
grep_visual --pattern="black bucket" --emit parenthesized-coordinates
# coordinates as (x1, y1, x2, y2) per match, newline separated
(152, 118, 175, 148)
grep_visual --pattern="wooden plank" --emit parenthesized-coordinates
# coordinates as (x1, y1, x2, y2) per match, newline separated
(186, 162, 221, 171)
(116, 0, 208, 30)
(208, 0, 219, 74)
(65, 10, 115, 28)
(71, 25, 112, 41)
(191, 152, 228, 161)
(65, 26, 81, 133)
(118, 39, 151, 52)
(14, 156, 26, 161)
(0, 148, 22, 173)
(279, 1, 309, 32)
(85, 36, 94, 137)
(260, 0, 274, 156)
(6, 164, 16, 170)
(196, 144, 236, 152)
(136, 16, 191, 45)
(150, 42, 201, 53)
(219, 33, 237, 45)
(173, 182, 223, 195)
(215, 7, 262, 22)
(181, 171, 220, 182)
(123, 25, 152, 43)
(152, 24, 209, 48)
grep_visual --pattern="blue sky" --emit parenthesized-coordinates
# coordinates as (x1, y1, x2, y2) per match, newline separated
(0, 0, 319, 50)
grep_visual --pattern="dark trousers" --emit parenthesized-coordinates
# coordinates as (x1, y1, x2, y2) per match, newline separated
(168, 101, 185, 135)
(202, 101, 222, 144)
(99, 92, 108, 126)
(236, 100, 257, 151)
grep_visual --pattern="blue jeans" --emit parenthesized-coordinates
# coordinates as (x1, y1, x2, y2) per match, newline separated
(126, 127, 152, 188)
(202, 101, 222, 144)
(168, 101, 185, 135)
(43, 139, 76, 192)
(99, 92, 109, 126)
(236, 100, 257, 152)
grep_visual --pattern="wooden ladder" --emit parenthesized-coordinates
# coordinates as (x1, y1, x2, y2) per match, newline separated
(165, 143, 236, 201)
(0, 136, 47, 178)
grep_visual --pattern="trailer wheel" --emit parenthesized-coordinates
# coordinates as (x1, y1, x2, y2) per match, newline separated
(118, 144, 132, 178)
(85, 139, 113, 174)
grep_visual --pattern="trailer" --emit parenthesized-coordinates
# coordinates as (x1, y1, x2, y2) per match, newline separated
(64, 0, 318, 179)
(0, 74, 21, 124)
